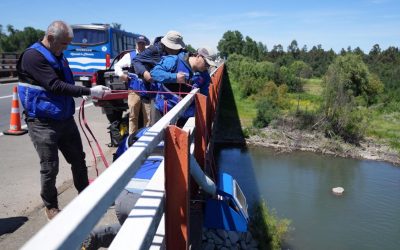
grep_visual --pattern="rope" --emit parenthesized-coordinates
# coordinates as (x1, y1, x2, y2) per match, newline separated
(78, 83, 197, 176)
(163, 100, 168, 116)
(108, 81, 194, 96)
(78, 100, 99, 177)
(78, 99, 109, 178)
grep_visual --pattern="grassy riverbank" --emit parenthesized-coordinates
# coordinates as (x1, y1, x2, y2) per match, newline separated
(230, 75, 400, 158)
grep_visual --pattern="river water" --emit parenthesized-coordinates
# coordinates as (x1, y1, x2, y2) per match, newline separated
(216, 146, 400, 250)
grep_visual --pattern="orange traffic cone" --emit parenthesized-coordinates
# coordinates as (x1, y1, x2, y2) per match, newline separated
(3, 86, 28, 136)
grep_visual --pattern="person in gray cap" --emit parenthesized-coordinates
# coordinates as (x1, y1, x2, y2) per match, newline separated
(191, 47, 217, 96)
(132, 30, 185, 125)
(114, 35, 151, 135)
(150, 47, 217, 126)
(197, 47, 217, 69)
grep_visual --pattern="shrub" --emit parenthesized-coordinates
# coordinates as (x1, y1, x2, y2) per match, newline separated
(324, 108, 367, 144)
(253, 98, 280, 128)
(289, 60, 313, 78)
(249, 201, 290, 250)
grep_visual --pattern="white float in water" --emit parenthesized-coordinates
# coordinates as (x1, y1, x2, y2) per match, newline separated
(332, 187, 344, 195)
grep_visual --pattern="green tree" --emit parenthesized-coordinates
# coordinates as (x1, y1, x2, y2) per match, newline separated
(368, 44, 381, 59)
(269, 44, 284, 60)
(365, 45, 400, 103)
(257, 42, 268, 60)
(217, 30, 244, 58)
(253, 83, 280, 128)
(289, 60, 313, 78)
(304, 45, 335, 77)
(330, 54, 383, 103)
(287, 39, 300, 59)
(0, 24, 4, 52)
(242, 36, 259, 60)
(322, 54, 383, 143)
(185, 44, 196, 53)
(0, 25, 44, 52)
(278, 66, 302, 92)
(253, 82, 288, 128)
(289, 61, 312, 78)
(353, 47, 364, 57)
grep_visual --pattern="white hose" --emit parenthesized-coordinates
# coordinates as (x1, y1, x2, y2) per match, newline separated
(190, 154, 216, 196)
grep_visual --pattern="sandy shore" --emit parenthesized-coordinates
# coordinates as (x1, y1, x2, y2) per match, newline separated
(246, 127, 400, 166)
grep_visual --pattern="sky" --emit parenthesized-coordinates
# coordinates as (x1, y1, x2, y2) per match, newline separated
(1, 0, 399, 53)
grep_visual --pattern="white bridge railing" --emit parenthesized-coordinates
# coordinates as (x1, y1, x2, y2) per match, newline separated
(22, 88, 200, 250)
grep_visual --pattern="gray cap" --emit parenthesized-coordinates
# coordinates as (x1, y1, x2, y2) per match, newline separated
(197, 48, 217, 67)
(161, 30, 185, 50)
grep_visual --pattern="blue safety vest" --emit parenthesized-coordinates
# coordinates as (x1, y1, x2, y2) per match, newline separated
(129, 51, 137, 61)
(18, 42, 75, 120)
(128, 50, 155, 98)
(191, 71, 211, 96)
(154, 53, 198, 118)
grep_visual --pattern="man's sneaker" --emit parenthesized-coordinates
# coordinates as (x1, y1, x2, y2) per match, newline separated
(45, 207, 60, 221)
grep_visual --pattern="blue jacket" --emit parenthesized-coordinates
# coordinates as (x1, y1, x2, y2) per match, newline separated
(129, 50, 137, 61)
(18, 42, 75, 120)
(151, 52, 208, 118)
(192, 71, 211, 96)
(132, 42, 166, 78)
(128, 50, 157, 98)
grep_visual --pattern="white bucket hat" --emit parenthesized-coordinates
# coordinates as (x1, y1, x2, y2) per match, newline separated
(161, 30, 185, 50)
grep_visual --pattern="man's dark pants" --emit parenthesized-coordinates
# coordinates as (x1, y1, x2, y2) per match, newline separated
(27, 117, 89, 209)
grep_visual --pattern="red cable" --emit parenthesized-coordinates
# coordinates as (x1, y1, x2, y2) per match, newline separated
(79, 100, 110, 178)
(163, 100, 168, 115)
(78, 100, 99, 177)
(82, 101, 109, 168)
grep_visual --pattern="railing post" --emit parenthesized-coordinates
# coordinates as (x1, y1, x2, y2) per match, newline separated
(191, 93, 208, 194)
(207, 65, 225, 177)
(208, 83, 217, 122)
(165, 125, 190, 250)
(194, 93, 208, 169)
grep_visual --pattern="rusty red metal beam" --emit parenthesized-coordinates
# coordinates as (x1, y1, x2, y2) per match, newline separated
(165, 125, 190, 249)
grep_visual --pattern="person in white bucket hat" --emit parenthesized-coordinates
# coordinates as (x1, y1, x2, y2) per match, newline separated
(161, 30, 185, 50)
(132, 30, 186, 125)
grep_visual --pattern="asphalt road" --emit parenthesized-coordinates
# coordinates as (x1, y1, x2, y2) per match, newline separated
(0, 87, 119, 249)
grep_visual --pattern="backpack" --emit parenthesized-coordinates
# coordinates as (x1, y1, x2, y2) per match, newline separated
(107, 114, 129, 147)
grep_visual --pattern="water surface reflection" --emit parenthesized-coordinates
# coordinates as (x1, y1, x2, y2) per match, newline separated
(216, 146, 400, 250)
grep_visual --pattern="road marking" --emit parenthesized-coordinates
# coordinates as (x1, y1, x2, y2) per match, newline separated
(0, 95, 13, 99)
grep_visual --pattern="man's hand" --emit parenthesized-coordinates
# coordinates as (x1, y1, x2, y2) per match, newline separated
(128, 73, 139, 80)
(119, 74, 130, 82)
(176, 72, 188, 83)
(143, 71, 153, 82)
(90, 85, 111, 99)
(82, 95, 91, 101)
